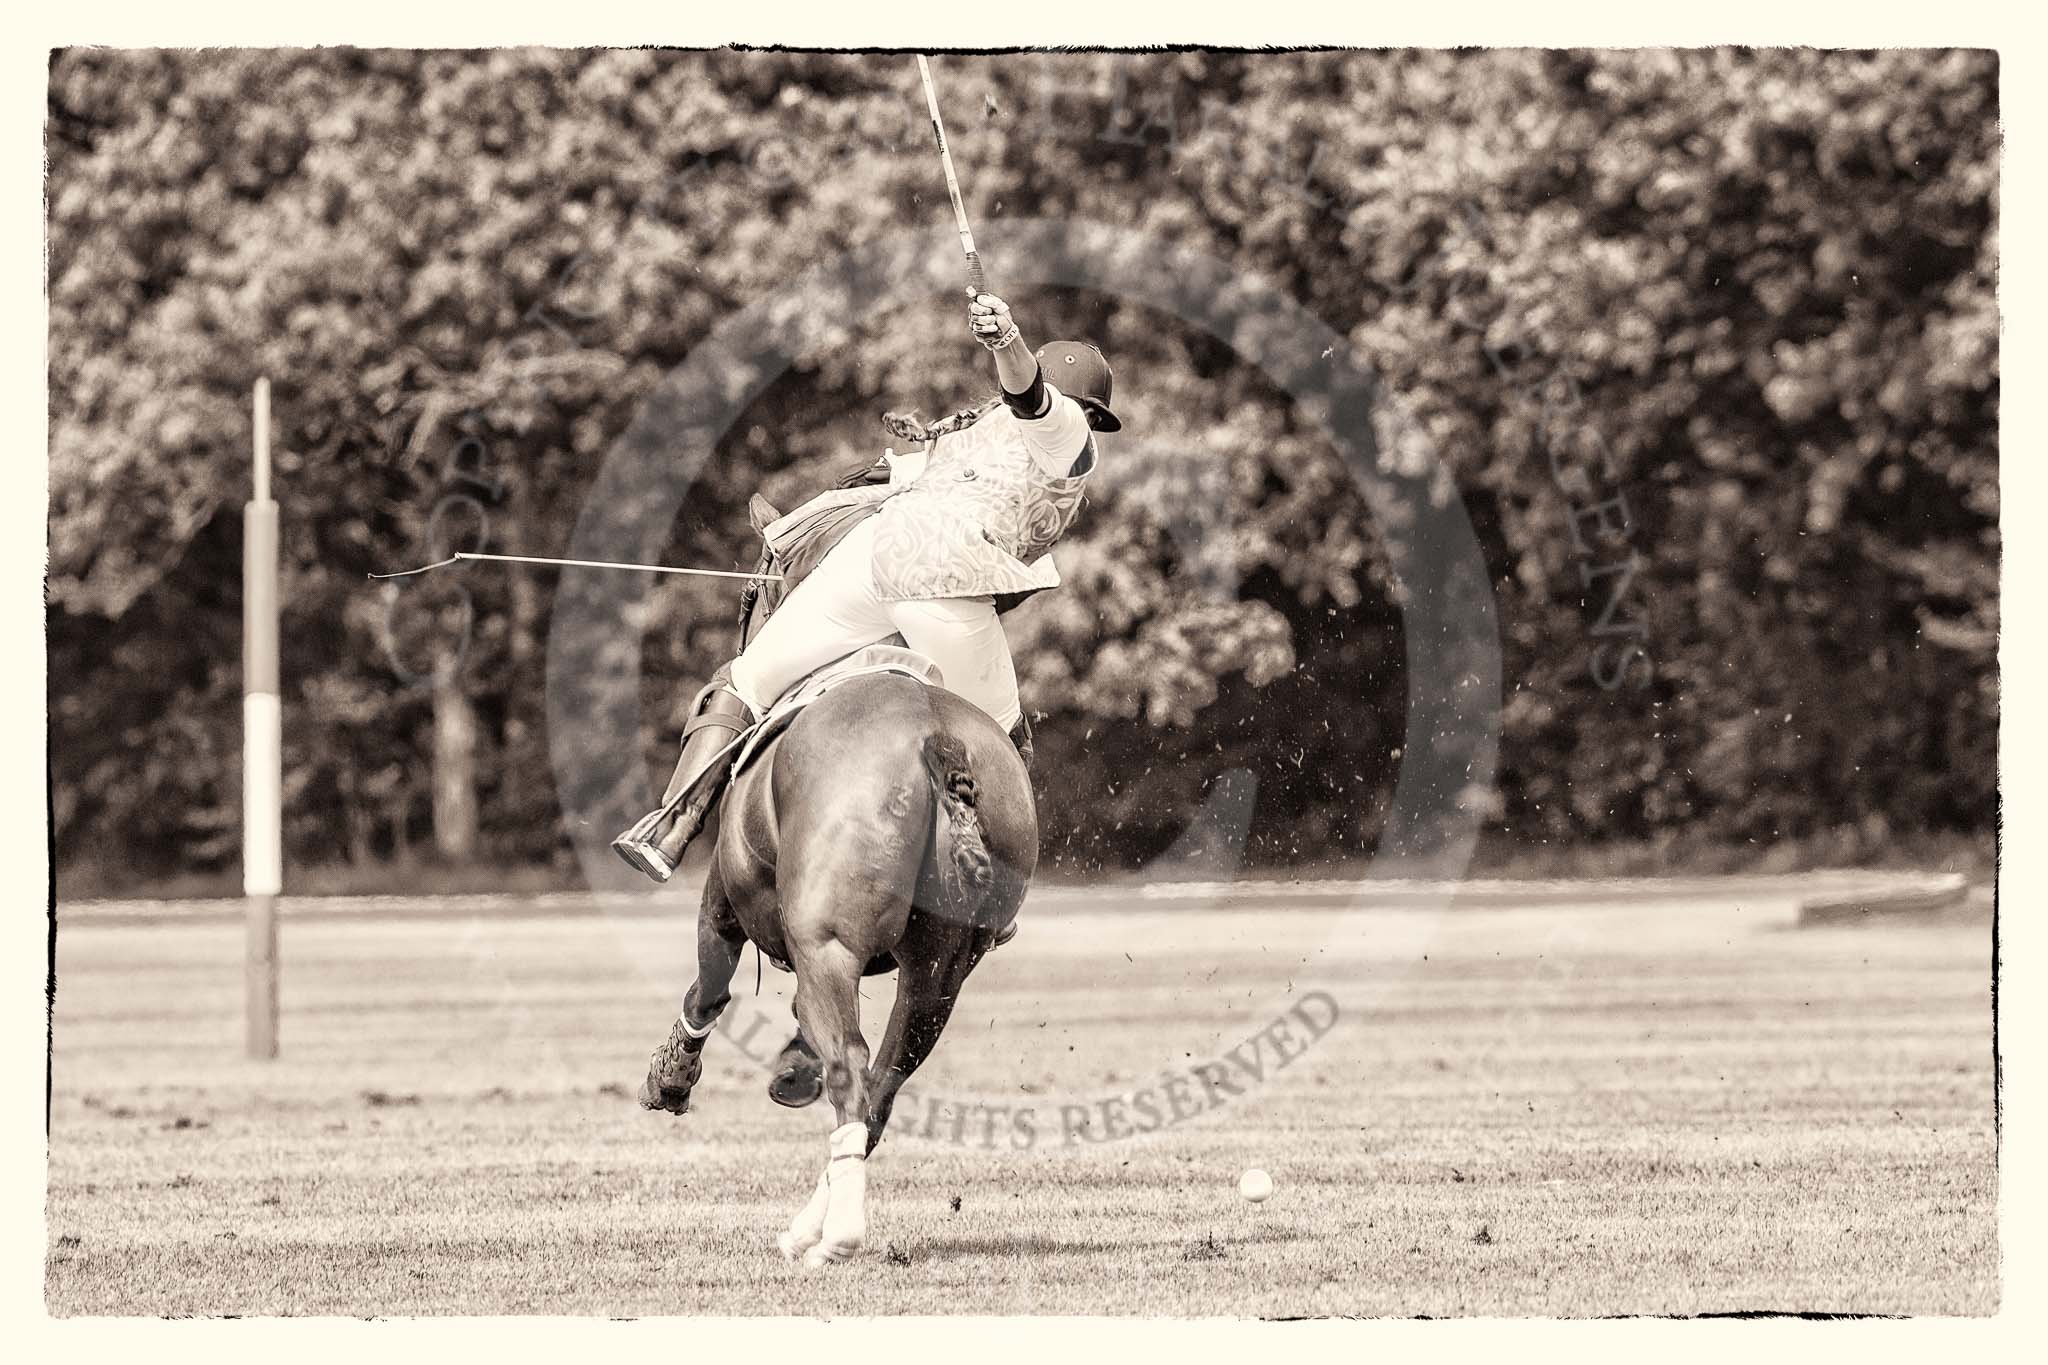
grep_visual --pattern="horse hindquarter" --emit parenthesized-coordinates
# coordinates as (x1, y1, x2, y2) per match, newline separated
(739, 679, 1036, 1265)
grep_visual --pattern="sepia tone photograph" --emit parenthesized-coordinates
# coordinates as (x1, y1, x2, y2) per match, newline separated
(42, 41, 2000, 1318)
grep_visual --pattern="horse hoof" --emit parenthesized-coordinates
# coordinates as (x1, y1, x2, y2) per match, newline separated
(803, 1238, 860, 1268)
(767, 1036, 823, 1109)
(638, 1076, 691, 1114)
(767, 1065, 823, 1109)
(778, 1229, 813, 1262)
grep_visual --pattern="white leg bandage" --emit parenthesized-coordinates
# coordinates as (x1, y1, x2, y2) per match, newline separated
(778, 1168, 831, 1263)
(804, 1120, 870, 1267)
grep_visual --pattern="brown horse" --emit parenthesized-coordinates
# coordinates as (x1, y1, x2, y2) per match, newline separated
(636, 671, 1036, 1265)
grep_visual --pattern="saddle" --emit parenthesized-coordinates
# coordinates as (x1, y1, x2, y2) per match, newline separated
(728, 643, 946, 780)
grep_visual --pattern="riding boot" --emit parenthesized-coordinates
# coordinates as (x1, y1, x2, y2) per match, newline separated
(611, 667, 754, 883)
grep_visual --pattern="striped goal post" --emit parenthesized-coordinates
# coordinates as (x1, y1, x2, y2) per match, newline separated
(245, 378, 281, 1058)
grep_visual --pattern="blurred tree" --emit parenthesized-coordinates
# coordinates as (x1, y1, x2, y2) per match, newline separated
(45, 47, 1997, 888)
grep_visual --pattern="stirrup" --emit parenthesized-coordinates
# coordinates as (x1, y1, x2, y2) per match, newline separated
(611, 822, 678, 883)
(610, 741, 743, 884)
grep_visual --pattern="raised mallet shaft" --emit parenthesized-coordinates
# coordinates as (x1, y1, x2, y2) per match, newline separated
(916, 55, 986, 297)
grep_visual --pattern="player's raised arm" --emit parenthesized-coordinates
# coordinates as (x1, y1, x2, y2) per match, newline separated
(968, 290, 1121, 477)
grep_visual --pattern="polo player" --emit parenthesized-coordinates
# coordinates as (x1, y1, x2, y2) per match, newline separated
(612, 289, 1121, 883)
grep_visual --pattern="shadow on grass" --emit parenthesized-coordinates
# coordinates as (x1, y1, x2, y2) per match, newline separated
(918, 1225, 1314, 1258)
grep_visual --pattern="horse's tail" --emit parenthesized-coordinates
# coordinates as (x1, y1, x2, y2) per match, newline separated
(922, 733, 995, 912)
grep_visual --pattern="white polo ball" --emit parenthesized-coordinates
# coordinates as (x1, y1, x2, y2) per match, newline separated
(1238, 1168, 1274, 1203)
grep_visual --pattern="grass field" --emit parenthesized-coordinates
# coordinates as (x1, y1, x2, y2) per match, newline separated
(46, 878, 1997, 1316)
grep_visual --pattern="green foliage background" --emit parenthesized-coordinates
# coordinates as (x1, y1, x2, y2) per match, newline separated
(46, 49, 1998, 886)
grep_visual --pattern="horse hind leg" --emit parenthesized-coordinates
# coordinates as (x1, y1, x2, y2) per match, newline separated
(777, 1168, 832, 1264)
(863, 927, 982, 1155)
(780, 938, 872, 1266)
(776, 1124, 865, 1266)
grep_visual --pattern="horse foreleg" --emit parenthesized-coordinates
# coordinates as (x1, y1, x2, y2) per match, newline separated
(640, 870, 746, 1115)
(787, 938, 872, 1266)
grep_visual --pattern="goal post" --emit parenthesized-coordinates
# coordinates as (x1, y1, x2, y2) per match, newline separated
(244, 377, 281, 1059)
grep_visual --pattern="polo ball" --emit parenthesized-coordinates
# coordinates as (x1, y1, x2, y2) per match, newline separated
(1239, 1168, 1274, 1203)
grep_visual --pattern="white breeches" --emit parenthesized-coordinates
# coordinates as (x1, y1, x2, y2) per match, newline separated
(729, 517, 1023, 733)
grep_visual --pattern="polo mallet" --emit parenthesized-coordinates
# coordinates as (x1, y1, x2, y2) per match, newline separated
(368, 551, 779, 582)
(916, 54, 986, 297)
